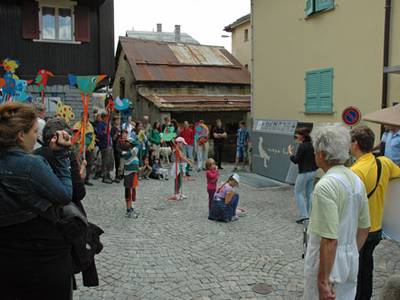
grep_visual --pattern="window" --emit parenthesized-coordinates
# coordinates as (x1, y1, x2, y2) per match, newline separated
(244, 29, 249, 42)
(120, 78, 126, 99)
(22, 1, 90, 42)
(305, 0, 334, 17)
(40, 4, 73, 41)
(304, 68, 333, 113)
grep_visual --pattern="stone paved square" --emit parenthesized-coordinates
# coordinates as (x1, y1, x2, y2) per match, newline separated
(74, 167, 400, 299)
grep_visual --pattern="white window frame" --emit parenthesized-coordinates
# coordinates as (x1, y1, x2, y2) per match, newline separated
(35, 0, 80, 44)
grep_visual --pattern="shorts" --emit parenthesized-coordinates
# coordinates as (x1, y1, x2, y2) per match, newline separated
(124, 172, 136, 188)
(236, 145, 247, 159)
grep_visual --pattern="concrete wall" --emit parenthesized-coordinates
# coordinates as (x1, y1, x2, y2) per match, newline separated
(252, 0, 387, 137)
(231, 20, 252, 73)
(388, 0, 400, 107)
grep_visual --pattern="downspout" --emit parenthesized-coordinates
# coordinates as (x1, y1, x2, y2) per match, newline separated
(381, 0, 391, 109)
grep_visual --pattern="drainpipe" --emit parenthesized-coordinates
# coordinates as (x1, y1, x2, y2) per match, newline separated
(381, 0, 391, 109)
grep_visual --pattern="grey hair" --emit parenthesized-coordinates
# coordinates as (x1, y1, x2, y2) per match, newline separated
(311, 124, 350, 164)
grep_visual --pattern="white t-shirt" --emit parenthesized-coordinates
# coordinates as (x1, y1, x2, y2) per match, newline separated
(34, 117, 46, 150)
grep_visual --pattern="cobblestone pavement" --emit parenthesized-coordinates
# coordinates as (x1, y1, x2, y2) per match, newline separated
(74, 167, 400, 299)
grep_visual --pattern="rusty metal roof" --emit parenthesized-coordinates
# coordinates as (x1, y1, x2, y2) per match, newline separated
(139, 93, 250, 112)
(118, 37, 250, 84)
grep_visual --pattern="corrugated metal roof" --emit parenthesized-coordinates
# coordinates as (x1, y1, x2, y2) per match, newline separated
(139, 93, 250, 112)
(118, 37, 250, 84)
(126, 31, 199, 44)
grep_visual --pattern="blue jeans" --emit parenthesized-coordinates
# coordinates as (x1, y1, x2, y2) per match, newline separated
(294, 171, 316, 218)
(209, 194, 239, 222)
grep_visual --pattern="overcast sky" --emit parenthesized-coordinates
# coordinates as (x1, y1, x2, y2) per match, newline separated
(114, 0, 250, 52)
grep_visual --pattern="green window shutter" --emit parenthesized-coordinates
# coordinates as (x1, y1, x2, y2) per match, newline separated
(305, 71, 319, 112)
(305, 0, 314, 16)
(315, 0, 334, 12)
(305, 68, 333, 113)
(318, 68, 333, 112)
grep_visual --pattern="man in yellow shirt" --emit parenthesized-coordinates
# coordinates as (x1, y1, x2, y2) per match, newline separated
(350, 125, 400, 300)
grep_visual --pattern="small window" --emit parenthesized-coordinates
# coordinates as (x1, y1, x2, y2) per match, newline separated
(305, 0, 334, 17)
(304, 68, 333, 113)
(244, 29, 249, 42)
(244, 64, 248, 69)
(39, 3, 74, 41)
(120, 78, 126, 99)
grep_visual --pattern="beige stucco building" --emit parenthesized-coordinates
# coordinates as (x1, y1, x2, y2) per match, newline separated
(224, 14, 252, 73)
(252, 0, 400, 137)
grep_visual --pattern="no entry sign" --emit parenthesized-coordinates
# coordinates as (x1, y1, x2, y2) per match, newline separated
(342, 106, 361, 126)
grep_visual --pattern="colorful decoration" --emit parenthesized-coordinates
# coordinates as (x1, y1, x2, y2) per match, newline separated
(54, 99, 75, 124)
(160, 125, 176, 142)
(0, 58, 20, 79)
(68, 74, 107, 158)
(0, 58, 33, 103)
(105, 94, 114, 146)
(35, 69, 54, 104)
(12, 79, 33, 102)
(114, 96, 130, 111)
(73, 120, 96, 153)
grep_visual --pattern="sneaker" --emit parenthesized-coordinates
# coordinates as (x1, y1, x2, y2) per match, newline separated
(232, 167, 238, 172)
(296, 218, 308, 224)
(84, 180, 93, 186)
(102, 178, 113, 184)
(231, 215, 239, 222)
(113, 178, 120, 183)
(218, 166, 224, 170)
(125, 210, 132, 218)
(168, 194, 179, 201)
(180, 194, 187, 199)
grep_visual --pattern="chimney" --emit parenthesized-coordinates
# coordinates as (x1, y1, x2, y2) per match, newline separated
(174, 25, 181, 42)
(157, 23, 162, 32)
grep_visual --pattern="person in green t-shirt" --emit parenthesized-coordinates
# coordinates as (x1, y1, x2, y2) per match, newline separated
(304, 124, 370, 300)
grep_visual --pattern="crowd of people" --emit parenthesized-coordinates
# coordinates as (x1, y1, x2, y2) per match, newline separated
(3, 99, 400, 299)
(0, 101, 250, 298)
(288, 123, 400, 299)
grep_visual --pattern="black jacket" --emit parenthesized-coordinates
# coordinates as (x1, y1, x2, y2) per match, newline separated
(34, 147, 103, 288)
(290, 142, 318, 173)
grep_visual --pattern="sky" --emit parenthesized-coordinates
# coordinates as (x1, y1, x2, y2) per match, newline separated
(114, 0, 250, 53)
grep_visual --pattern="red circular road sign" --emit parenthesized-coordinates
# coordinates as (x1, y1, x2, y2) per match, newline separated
(342, 106, 361, 126)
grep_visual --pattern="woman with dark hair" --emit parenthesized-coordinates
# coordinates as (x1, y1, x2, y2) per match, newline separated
(0, 103, 73, 299)
(288, 127, 318, 224)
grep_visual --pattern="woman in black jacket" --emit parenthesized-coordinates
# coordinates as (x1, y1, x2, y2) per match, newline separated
(288, 127, 318, 224)
(0, 103, 73, 299)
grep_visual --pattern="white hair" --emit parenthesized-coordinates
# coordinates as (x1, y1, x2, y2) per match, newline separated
(311, 124, 350, 164)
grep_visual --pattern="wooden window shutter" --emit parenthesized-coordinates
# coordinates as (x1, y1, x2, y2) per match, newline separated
(304, 0, 314, 17)
(318, 68, 333, 112)
(22, 1, 39, 39)
(74, 6, 90, 42)
(305, 70, 319, 112)
(315, 0, 334, 12)
(305, 68, 333, 113)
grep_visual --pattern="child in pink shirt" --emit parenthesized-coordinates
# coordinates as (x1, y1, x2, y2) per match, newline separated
(205, 158, 219, 210)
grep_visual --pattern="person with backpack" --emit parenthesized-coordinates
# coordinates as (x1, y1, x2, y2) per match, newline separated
(350, 125, 400, 300)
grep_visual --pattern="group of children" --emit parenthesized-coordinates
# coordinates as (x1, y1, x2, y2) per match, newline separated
(119, 132, 244, 221)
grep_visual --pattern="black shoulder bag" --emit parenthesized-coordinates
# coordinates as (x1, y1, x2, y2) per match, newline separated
(367, 157, 382, 198)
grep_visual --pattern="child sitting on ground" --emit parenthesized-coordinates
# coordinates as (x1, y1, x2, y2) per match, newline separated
(205, 158, 219, 211)
(150, 158, 169, 180)
(140, 156, 152, 180)
(121, 141, 139, 218)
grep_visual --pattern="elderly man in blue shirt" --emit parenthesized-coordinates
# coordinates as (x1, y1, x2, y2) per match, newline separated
(384, 125, 400, 165)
